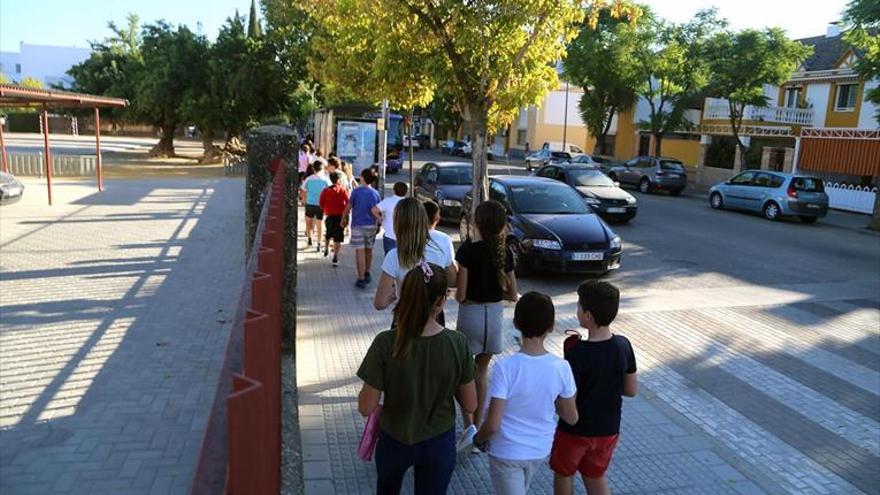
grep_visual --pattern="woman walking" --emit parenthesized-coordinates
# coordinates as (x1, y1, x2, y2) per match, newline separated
(454, 200, 518, 445)
(373, 197, 456, 313)
(357, 263, 477, 494)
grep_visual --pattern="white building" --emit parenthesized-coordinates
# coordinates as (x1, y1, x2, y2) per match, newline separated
(0, 43, 90, 87)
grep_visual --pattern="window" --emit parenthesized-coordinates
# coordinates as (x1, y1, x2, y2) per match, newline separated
(424, 166, 438, 184)
(835, 84, 858, 111)
(509, 184, 590, 214)
(791, 177, 824, 192)
(730, 172, 756, 185)
(659, 160, 685, 172)
(569, 169, 616, 187)
(489, 181, 509, 207)
(438, 167, 472, 185)
(638, 158, 654, 168)
(753, 173, 773, 187)
(536, 167, 556, 179)
(516, 129, 527, 145)
(15, 63, 21, 74)
(784, 88, 801, 108)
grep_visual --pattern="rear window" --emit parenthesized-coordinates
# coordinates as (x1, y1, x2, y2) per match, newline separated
(792, 177, 824, 192)
(660, 160, 685, 172)
(551, 152, 571, 159)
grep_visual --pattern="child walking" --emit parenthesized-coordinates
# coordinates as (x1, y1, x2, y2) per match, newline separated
(454, 200, 517, 444)
(318, 171, 350, 267)
(471, 292, 578, 495)
(357, 263, 477, 494)
(550, 281, 638, 495)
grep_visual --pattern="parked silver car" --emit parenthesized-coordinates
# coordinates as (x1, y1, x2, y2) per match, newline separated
(608, 156, 688, 196)
(709, 171, 829, 223)
(0, 171, 24, 204)
(525, 150, 572, 171)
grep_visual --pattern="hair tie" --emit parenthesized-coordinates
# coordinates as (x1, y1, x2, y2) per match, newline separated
(417, 260, 433, 283)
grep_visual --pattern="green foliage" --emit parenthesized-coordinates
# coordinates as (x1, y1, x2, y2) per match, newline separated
(248, 0, 263, 39)
(429, 92, 463, 140)
(564, 2, 646, 154)
(19, 77, 44, 89)
(843, 0, 880, 125)
(634, 9, 727, 154)
(704, 27, 811, 167)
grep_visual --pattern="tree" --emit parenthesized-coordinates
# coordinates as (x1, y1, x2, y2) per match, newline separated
(842, 0, 880, 229)
(295, 1, 638, 210)
(429, 91, 463, 143)
(131, 22, 207, 157)
(67, 14, 143, 129)
(704, 28, 811, 170)
(634, 10, 726, 156)
(248, 0, 263, 39)
(564, 2, 647, 155)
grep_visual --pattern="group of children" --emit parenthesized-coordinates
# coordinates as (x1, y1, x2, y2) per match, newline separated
(338, 194, 638, 495)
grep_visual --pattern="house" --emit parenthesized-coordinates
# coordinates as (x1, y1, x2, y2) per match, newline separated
(695, 24, 879, 210)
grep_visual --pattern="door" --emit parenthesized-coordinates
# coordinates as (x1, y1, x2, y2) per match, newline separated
(620, 158, 640, 184)
(743, 172, 776, 211)
(724, 171, 757, 209)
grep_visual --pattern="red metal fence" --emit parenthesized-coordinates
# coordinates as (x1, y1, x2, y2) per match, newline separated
(225, 165, 287, 494)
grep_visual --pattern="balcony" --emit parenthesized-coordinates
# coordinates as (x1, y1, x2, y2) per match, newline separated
(702, 97, 814, 126)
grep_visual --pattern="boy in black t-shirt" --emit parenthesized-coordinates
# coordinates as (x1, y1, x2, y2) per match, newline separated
(549, 281, 637, 495)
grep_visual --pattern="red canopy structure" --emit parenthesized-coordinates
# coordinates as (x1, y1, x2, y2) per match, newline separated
(0, 84, 129, 205)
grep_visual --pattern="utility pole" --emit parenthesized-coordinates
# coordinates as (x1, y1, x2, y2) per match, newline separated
(562, 80, 569, 152)
(379, 98, 389, 199)
(408, 110, 415, 197)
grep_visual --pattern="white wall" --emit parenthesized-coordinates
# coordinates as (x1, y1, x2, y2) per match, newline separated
(17, 43, 90, 87)
(543, 89, 585, 127)
(0, 51, 21, 81)
(805, 83, 830, 128)
(763, 83, 778, 104)
(858, 80, 879, 129)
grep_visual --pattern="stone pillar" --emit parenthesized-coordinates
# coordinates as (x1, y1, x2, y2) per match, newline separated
(782, 147, 794, 172)
(697, 135, 711, 187)
(761, 147, 772, 170)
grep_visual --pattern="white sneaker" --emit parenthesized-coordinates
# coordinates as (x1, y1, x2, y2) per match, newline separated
(455, 425, 477, 453)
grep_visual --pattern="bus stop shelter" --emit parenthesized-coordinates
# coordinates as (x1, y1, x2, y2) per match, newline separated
(0, 84, 128, 205)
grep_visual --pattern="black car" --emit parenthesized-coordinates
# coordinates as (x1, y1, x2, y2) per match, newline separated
(461, 176, 622, 275)
(414, 162, 473, 222)
(534, 164, 637, 223)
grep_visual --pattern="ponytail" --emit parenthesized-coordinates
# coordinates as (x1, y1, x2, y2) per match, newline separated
(475, 200, 510, 293)
(392, 262, 447, 357)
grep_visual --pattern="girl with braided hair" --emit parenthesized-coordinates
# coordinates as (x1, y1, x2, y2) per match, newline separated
(454, 200, 518, 448)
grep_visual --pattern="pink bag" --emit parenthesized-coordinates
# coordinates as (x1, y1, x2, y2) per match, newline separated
(357, 404, 382, 461)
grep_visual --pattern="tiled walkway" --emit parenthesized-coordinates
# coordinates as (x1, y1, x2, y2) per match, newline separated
(292, 207, 880, 494)
(0, 178, 245, 494)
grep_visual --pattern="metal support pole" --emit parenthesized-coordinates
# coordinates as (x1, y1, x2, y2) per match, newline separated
(0, 117, 8, 173)
(379, 98, 388, 199)
(408, 111, 415, 197)
(562, 81, 569, 151)
(42, 108, 53, 205)
(94, 108, 103, 191)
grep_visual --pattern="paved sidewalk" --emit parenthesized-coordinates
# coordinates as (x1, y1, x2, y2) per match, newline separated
(0, 178, 245, 494)
(295, 210, 796, 494)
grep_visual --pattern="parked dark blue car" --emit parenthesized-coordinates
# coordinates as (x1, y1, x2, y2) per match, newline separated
(460, 176, 622, 275)
(414, 161, 473, 222)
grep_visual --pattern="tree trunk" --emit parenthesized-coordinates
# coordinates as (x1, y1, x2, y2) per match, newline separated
(464, 101, 490, 219)
(149, 124, 176, 158)
(869, 185, 880, 231)
(653, 133, 663, 157)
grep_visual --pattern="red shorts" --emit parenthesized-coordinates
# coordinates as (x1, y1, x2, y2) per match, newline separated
(549, 429, 619, 478)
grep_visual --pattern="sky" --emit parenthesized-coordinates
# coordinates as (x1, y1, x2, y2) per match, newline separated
(0, 0, 850, 53)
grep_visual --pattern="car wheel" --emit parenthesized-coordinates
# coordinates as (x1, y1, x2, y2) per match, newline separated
(507, 237, 532, 277)
(639, 178, 651, 194)
(710, 192, 724, 209)
(763, 201, 781, 221)
(459, 215, 471, 242)
(800, 216, 818, 224)
(669, 189, 683, 197)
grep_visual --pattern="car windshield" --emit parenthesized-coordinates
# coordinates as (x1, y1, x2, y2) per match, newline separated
(569, 169, 615, 187)
(550, 152, 571, 159)
(509, 184, 590, 214)
(792, 177, 824, 192)
(438, 167, 473, 185)
(660, 160, 685, 172)
(573, 155, 594, 163)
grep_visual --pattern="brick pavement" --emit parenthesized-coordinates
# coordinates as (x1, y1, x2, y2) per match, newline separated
(0, 178, 245, 494)
(290, 207, 878, 495)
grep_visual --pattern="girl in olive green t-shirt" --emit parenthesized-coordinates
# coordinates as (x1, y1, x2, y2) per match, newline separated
(357, 262, 477, 494)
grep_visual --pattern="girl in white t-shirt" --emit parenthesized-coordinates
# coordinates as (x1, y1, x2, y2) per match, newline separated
(374, 198, 456, 320)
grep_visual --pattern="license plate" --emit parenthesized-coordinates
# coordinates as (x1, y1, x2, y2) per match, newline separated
(665, 174, 679, 178)
(606, 207, 626, 213)
(572, 252, 604, 261)
(6, 186, 21, 196)
(806, 204, 821, 209)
